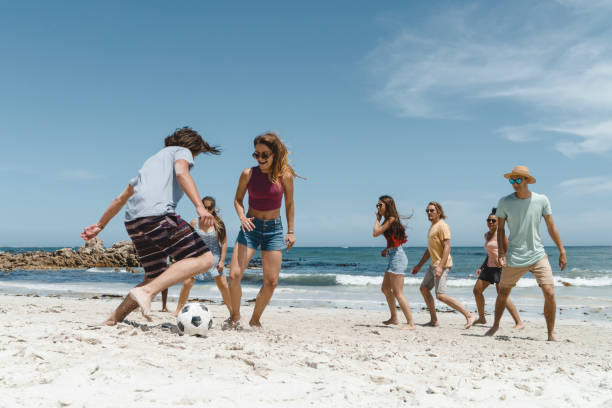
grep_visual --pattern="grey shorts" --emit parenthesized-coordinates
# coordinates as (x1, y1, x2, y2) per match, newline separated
(421, 265, 450, 294)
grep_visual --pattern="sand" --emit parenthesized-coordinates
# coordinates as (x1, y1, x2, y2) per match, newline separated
(1, 294, 611, 408)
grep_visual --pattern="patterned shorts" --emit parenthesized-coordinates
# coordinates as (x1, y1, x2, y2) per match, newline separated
(125, 213, 209, 279)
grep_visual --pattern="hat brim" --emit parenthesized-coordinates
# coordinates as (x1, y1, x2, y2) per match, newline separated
(504, 172, 536, 184)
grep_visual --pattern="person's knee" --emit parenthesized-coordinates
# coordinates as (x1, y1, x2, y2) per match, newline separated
(200, 252, 214, 270)
(420, 285, 429, 295)
(381, 285, 392, 296)
(473, 286, 482, 297)
(229, 272, 242, 286)
(184, 277, 195, 287)
(541, 285, 555, 300)
(263, 277, 278, 289)
(435, 292, 446, 301)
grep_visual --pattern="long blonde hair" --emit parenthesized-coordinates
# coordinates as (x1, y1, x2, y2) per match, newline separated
(253, 132, 299, 184)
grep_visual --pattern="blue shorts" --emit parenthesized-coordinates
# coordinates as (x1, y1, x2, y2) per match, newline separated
(236, 217, 285, 251)
(386, 247, 408, 275)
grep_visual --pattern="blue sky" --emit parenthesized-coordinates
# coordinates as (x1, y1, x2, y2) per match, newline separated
(1, 0, 611, 247)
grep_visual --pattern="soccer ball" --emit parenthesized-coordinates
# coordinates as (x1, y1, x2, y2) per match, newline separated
(176, 303, 213, 336)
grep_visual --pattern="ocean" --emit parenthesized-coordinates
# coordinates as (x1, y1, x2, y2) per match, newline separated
(1, 246, 611, 323)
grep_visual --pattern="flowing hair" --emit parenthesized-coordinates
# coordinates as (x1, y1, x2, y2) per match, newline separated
(165, 126, 221, 156)
(202, 196, 226, 244)
(379, 195, 410, 242)
(253, 132, 300, 184)
(427, 201, 447, 219)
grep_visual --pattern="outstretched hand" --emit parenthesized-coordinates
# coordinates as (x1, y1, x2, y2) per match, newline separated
(81, 223, 102, 241)
(410, 265, 421, 275)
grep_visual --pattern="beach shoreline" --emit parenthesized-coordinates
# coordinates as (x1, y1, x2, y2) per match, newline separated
(1, 293, 611, 407)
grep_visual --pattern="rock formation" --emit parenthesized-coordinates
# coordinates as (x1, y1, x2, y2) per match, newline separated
(0, 238, 141, 271)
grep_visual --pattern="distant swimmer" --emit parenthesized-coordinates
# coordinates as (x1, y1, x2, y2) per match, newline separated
(411, 202, 477, 329)
(227, 132, 299, 329)
(485, 166, 566, 341)
(81, 127, 220, 325)
(373, 195, 415, 330)
(472, 208, 523, 329)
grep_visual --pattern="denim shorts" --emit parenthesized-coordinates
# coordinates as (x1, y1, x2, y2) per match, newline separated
(236, 217, 285, 251)
(386, 247, 408, 275)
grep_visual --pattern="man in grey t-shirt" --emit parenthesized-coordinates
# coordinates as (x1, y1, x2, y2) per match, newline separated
(81, 127, 221, 324)
(485, 166, 567, 341)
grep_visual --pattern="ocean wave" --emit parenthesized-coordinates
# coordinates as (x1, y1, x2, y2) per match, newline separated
(86, 267, 137, 273)
(567, 267, 612, 275)
(233, 272, 612, 288)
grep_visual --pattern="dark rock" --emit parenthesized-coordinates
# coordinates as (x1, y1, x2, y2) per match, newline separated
(0, 238, 140, 271)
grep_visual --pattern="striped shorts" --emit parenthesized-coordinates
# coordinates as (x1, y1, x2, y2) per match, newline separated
(125, 213, 209, 279)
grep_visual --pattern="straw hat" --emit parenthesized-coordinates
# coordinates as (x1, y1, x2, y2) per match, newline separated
(503, 165, 536, 184)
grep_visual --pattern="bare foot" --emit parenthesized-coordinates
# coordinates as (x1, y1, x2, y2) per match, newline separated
(128, 288, 152, 322)
(249, 319, 262, 328)
(513, 321, 525, 330)
(484, 325, 499, 337)
(547, 333, 559, 342)
(171, 311, 179, 318)
(474, 316, 487, 325)
(221, 318, 235, 331)
(161, 307, 169, 313)
(400, 324, 416, 331)
(383, 318, 399, 325)
(101, 318, 117, 326)
(464, 314, 477, 329)
(424, 320, 440, 327)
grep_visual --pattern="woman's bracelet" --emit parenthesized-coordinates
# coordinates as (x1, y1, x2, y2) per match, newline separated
(287, 230, 295, 234)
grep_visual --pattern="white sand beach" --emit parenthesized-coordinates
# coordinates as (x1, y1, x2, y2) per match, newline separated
(1, 294, 611, 408)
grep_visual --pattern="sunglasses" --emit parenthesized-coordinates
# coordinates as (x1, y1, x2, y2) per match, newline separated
(204, 206, 214, 211)
(486, 219, 497, 223)
(509, 177, 523, 185)
(426, 208, 436, 213)
(376, 203, 383, 208)
(252, 151, 272, 160)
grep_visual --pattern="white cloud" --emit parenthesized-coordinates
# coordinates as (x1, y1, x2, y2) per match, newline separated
(558, 176, 612, 194)
(367, 1, 612, 156)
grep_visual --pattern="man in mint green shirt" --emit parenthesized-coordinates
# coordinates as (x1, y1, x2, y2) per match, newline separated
(485, 166, 567, 341)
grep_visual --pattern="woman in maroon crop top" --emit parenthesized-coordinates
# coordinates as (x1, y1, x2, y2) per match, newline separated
(227, 132, 299, 329)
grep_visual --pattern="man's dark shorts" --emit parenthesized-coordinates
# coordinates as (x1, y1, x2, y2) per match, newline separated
(478, 266, 502, 284)
(125, 213, 209, 279)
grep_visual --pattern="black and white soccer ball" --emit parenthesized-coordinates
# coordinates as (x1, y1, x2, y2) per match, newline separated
(176, 303, 213, 336)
